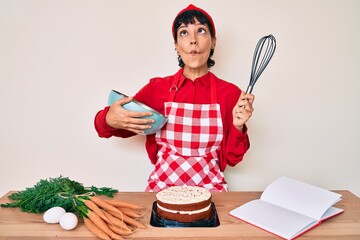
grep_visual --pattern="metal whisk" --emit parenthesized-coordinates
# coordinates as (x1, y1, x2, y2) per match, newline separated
(246, 34, 276, 94)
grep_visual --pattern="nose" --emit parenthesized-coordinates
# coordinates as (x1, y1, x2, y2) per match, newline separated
(190, 33, 197, 45)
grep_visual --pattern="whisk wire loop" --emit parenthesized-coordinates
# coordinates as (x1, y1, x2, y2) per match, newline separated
(246, 34, 276, 94)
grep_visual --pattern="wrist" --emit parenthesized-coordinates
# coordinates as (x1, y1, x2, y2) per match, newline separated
(236, 125, 244, 133)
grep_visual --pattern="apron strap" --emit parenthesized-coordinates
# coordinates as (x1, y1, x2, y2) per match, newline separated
(168, 70, 218, 104)
(168, 69, 186, 102)
(210, 73, 217, 103)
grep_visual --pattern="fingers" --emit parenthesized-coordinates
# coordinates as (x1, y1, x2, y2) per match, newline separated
(106, 112, 154, 133)
(117, 96, 133, 106)
(106, 96, 155, 132)
(233, 107, 252, 132)
(237, 93, 255, 112)
(233, 105, 252, 120)
(126, 116, 154, 125)
(233, 92, 255, 131)
(123, 122, 153, 134)
(113, 97, 152, 118)
(239, 92, 255, 104)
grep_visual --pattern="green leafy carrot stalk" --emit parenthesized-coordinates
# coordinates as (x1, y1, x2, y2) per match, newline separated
(0, 176, 118, 213)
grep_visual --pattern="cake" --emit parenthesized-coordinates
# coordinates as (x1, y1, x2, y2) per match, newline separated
(155, 186, 213, 222)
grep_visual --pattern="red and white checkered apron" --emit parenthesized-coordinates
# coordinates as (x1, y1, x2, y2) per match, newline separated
(145, 73, 228, 192)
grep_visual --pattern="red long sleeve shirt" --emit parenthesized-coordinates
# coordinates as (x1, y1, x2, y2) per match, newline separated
(94, 69, 250, 171)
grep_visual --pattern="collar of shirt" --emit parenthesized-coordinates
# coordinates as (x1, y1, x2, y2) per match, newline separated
(177, 70, 211, 89)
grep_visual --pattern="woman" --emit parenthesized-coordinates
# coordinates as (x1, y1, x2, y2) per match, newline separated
(95, 4, 254, 192)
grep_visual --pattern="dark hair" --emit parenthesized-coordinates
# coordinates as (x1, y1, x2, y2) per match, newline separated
(173, 10, 215, 68)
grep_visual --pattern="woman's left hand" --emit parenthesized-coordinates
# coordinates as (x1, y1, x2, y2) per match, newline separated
(232, 92, 255, 132)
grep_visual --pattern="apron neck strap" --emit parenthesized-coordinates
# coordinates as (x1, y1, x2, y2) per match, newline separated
(168, 69, 185, 102)
(168, 69, 217, 103)
(209, 73, 217, 103)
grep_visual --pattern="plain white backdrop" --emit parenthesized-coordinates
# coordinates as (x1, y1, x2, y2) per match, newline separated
(0, 0, 359, 197)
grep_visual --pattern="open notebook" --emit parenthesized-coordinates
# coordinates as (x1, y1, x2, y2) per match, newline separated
(229, 176, 344, 240)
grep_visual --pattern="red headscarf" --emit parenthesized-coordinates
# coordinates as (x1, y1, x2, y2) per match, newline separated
(172, 4, 216, 39)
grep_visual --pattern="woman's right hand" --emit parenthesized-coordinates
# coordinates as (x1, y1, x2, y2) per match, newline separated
(105, 97, 154, 134)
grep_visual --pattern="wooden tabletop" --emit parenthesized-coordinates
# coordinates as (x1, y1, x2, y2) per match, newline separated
(0, 190, 359, 239)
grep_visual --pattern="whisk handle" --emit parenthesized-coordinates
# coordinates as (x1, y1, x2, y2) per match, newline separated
(245, 85, 253, 94)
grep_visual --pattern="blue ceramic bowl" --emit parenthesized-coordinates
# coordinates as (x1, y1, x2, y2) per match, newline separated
(108, 90, 168, 135)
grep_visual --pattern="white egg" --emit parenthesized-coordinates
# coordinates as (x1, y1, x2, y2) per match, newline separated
(59, 212, 78, 230)
(43, 206, 66, 224)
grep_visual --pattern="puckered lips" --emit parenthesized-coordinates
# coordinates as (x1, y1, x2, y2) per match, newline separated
(189, 49, 200, 57)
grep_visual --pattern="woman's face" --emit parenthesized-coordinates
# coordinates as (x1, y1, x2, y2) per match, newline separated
(175, 18, 216, 72)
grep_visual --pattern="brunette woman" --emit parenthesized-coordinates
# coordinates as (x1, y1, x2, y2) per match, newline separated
(95, 4, 255, 192)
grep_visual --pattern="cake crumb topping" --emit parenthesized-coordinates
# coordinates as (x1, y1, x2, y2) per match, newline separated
(156, 186, 211, 204)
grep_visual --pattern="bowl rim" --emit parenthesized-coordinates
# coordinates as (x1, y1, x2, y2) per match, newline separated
(111, 90, 167, 118)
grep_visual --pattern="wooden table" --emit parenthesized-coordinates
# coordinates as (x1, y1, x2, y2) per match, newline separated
(0, 190, 359, 239)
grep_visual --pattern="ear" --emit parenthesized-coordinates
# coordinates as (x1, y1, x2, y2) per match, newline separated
(211, 36, 217, 49)
(174, 41, 178, 52)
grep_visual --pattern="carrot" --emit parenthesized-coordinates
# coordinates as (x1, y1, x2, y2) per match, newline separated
(118, 207, 141, 218)
(107, 223, 133, 236)
(90, 196, 123, 215)
(106, 198, 143, 210)
(103, 210, 131, 231)
(122, 213, 147, 229)
(87, 209, 124, 240)
(109, 210, 147, 229)
(83, 217, 110, 240)
(83, 199, 111, 224)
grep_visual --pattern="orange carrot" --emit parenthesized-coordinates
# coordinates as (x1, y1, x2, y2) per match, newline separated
(83, 217, 110, 240)
(109, 210, 147, 229)
(122, 213, 147, 229)
(84, 199, 111, 224)
(87, 210, 124, 240)
(106, 198, 143, 210)
(103, 210, 131, 231)
(118, 207, 141, 218)
(90, 196, 123, 215)
(107, 223, 133, 236)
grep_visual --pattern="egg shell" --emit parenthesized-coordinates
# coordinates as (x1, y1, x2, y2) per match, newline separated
(59, 212, 78, 230)
(43, 206, 66, 224)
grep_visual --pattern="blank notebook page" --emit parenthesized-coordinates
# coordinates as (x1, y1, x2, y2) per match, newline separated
(260, 176, 341, 220)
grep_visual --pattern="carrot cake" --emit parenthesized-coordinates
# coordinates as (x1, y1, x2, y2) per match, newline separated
(156, 186, 212, 222)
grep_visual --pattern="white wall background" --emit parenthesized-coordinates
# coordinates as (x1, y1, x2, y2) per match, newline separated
(1, 0, 359, 197)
